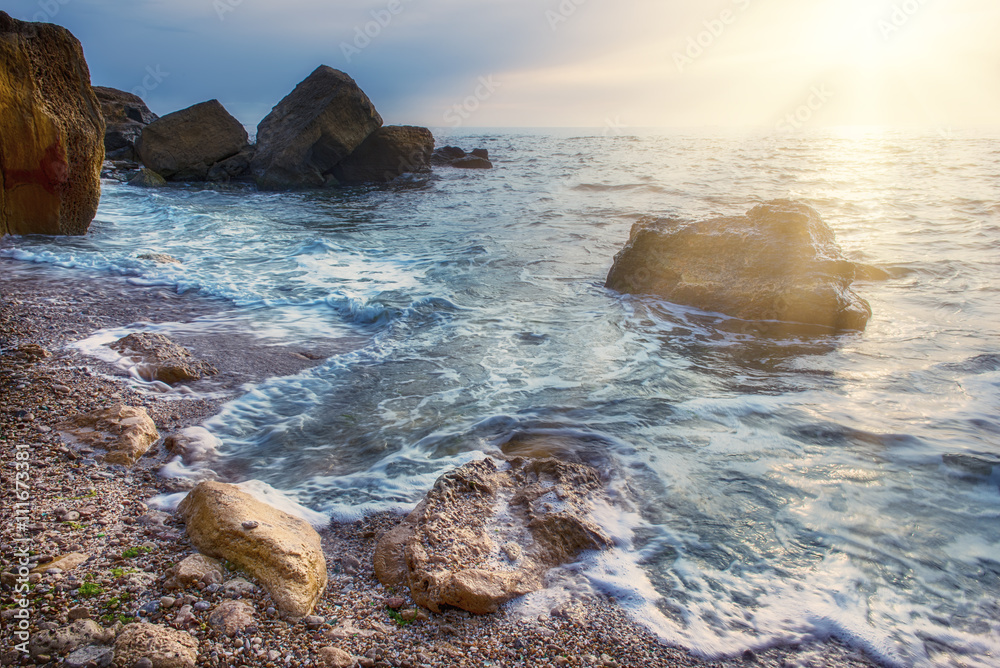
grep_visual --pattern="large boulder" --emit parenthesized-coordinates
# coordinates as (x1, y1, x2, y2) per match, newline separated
(177, 481, 327, 618)
(252, 66, 382, 190)
(136, 100, 248, 181)
(605, 199, 873, 332)
(93, 86, 158, 160)
(374, 457, 613, 614)
(331, 126, 434, 185)
(0, 12, 104, 236)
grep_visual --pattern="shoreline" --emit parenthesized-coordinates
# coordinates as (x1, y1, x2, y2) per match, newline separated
(0, 257, 881, 668)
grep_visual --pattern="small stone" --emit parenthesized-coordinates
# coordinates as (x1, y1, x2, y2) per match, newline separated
(222, 578, 257, 598)
(384, 597, 405, 610)
(134, 659, 153, 668)
(208, 600, 257, 637)
(159, 597, 176, 609)
(173, 605, 197, 627)
(318, 646, 354, 668)
(241, 520, 259, 530)
(400, 609, 417, 622)
(193, 601, 211, 612)
(64, 644, 114, 668)
(303, 615, 325, 630)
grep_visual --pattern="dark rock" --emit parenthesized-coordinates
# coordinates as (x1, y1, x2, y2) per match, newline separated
(252, 65, 382, 190)
(94, 87, 158, 161)
(451, 155, 493, 169)
(65, 644, 114, 668)
(331, 126, 434, 185)
(605, 199, 873, 332)
(374, 457, 613, 614)
(136, 100, 248, 181)
(0, 12, 105, 236)
(470, 148, 489, 159)
(127, 168, 166, 188)
(206, 146, 255, 183)
(430, 146, 467, 165)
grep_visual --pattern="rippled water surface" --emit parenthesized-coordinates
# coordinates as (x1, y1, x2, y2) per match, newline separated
(4, 129, 999, 666)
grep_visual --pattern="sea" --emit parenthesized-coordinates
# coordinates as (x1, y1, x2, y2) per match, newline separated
(3, 128, 999, 667)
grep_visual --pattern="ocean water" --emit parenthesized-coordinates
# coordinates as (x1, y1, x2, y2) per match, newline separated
(3, 128, 999, 666)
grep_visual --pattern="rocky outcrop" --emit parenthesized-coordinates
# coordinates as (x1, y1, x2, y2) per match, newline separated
(374, 457, 613, 614)
(206, 145, 255, 183)
(111, 332, 218, 385)
(177, 481, 327, 618)
(331, 126, 434, 185)
(136, 100, 248, 181)
(58, 404, 159, 466)
(0, 12, 104, 236)
(431, 146, 493, 169)
(93, 86, 158, 161)
(605, 200, 873, 332)
(252, 66, 383, 190)
(113, 623, 198, 668)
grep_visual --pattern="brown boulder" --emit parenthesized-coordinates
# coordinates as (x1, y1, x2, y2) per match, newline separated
(177, 481, 327, 618)
(110, 332, 218, 385)
(252, 66, 382, 190)
(58, 404, 159, 466)
(0, 12, 104, 236)
(93, 86, 158, 160)
(208, 600, 256, 636)
(605, 199, 873, 332)
(136, 100, 247, 181)
(163, 554, 224, 591)
(374, 457, 613, 614)
(113, 623, 197, 668)
(332, 126, 434, 185)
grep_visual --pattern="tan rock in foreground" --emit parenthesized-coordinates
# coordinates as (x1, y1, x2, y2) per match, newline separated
(113, 623, 197, 668)
(177, 481, 327, 618)
(58, 404, 159, 466)
(110, 332, 218, 385)
(375, 457, 613, 614)
(0, 12, 104, 236)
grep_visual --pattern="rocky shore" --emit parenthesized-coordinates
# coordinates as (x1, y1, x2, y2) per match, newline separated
(0, 259, 882, 668)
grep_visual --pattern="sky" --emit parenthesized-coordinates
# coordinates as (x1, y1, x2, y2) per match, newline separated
(6, 0, 999, 132)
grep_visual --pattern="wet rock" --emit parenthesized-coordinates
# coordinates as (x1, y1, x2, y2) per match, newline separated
(65, 644, 114, 668)
(205, 145, 255, 183)
(208, 600, 256, 636)
(163, 554, 224, 591)
(111, 333, 218, 385)
(94, 86, 158, 161)
(605, 199, 873, 332)
(58, 404, 159, 466)
(28, 619, 108, 659)
(138, 253, 180, 265)
(136, 100, 248, 181)
(113, 623, 198, 668)
(374, 456, 613, 614)
(163, 427, 222, 466)
(177, 481, 327, 617)
(252, 65, 382, 190)
(318, 646, 354, 668)
(0, 12, 104, 236)
(430, 146, 493, 169)
(331, 125, 434, 185)
(31, 552, 87, 574)
(127, 168, 167, 188)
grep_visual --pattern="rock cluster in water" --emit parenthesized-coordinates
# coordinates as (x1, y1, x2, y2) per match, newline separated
(374, 456, 614, 614)
(0, 12, 104, 236)
(606, 199, 873, 332)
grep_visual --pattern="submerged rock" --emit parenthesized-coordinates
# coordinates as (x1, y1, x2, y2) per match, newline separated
(605, 199, 873, 332)
(374, 457, 613, 614)
(331, 125, 434, 184)
(252, 65, 382, 190)
(431, 146, 493, 169)
(177, 481, 327, 618)
(110, 332, 218, 385)
(113, 623, 197, 668)
(58, 404, 159, 466)
(94, 86, 158, 161)
(0, 12, 105, 236)
(127, 168, 167, 188)
(136, 100, 248, 181)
